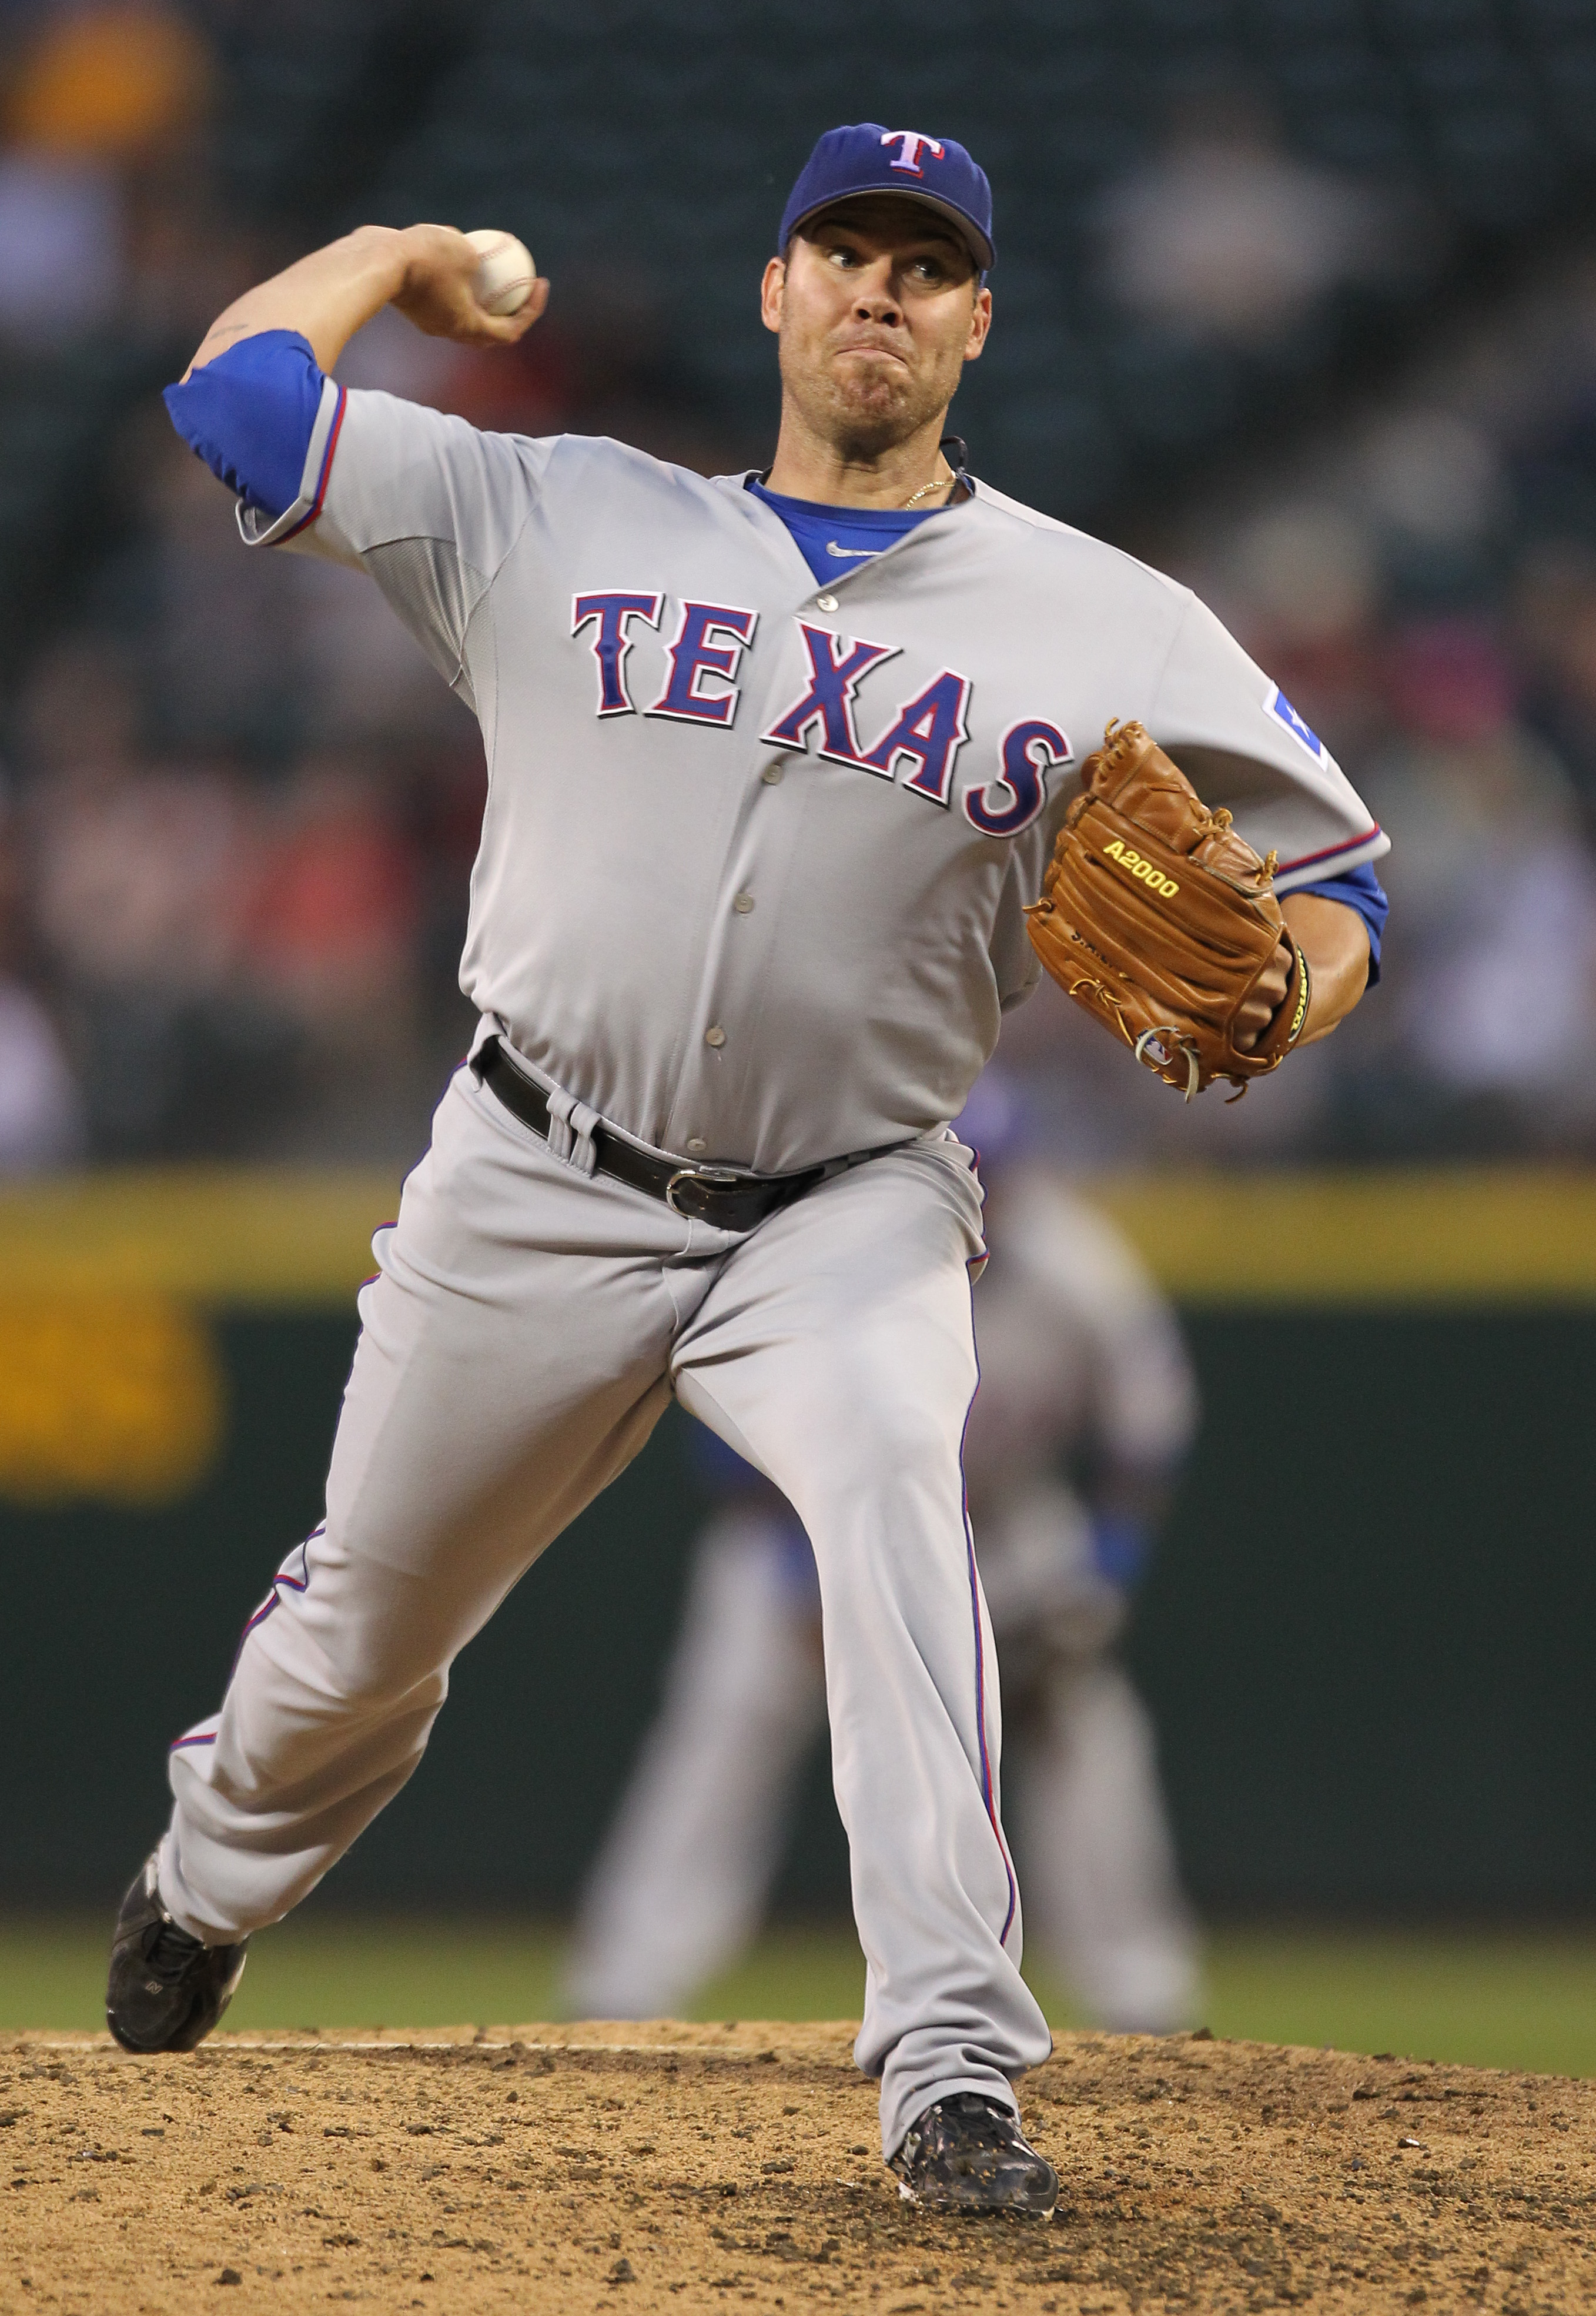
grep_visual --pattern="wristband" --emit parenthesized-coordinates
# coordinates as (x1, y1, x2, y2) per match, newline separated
(1286, 943, 1311, 1047)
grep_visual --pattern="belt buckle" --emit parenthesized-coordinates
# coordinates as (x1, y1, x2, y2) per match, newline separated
(665, 1164, 745, 1220)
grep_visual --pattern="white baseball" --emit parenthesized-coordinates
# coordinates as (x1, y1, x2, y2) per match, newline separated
(465, 228, 537, 318)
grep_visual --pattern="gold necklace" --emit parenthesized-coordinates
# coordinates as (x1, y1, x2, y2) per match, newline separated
(903, 464, 953, 508)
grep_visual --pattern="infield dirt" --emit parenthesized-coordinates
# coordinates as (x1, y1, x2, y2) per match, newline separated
(3, 2020, 1592, 2313)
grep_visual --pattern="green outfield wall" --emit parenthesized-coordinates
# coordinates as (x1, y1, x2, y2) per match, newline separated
(4, 1168, 1594, 1913)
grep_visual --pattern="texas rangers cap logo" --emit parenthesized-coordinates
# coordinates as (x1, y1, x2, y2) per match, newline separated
(881, 129, 943, 176)
(778, 121, 996, 272)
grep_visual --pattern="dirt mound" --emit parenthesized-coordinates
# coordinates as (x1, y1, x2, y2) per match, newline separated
(4, 2021, 1592, 2311)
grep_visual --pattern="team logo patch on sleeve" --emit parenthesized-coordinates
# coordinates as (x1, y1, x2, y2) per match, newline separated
(1266, 685, 1330, 766)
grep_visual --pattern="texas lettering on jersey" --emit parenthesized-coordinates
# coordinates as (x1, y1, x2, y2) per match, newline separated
(571, 592, 1072, 840)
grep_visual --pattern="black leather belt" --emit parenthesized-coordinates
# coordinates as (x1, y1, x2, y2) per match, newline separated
(474, 1035, 841, 1232)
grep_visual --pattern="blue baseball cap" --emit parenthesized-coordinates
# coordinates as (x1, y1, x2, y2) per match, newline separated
(779, 122, 995, 273)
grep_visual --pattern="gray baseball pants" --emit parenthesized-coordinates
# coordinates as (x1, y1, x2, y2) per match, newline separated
(158, 1062, 1052, 2150)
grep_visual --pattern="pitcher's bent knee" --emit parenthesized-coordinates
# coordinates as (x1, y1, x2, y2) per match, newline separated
(245, 1539, 463, 1707)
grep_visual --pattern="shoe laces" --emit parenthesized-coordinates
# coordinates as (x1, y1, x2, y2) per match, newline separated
(142, 1917, 206, 1984)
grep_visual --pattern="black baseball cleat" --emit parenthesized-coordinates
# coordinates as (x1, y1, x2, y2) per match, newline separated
(106, 1854, 249, 2054)
(889, 2092, 1058, 2217)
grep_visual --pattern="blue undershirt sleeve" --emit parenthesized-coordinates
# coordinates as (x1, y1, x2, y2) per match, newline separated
(1291, 859, 1388, 985)
(162, 329, 326, 522)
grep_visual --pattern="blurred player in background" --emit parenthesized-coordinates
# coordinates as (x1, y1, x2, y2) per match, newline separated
(566, 1070, 1201, 2033)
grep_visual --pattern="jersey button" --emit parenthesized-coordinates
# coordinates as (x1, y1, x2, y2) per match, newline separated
(815, 593, 839, 612)
(732, 892, 755, 914)
(685, 1137, 707, 1154)
(704, 1024, 727, 1048)
(761, 763, 784, 786)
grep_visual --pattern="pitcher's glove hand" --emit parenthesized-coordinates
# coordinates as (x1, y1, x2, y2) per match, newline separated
(1025, 720, 1310, 1099)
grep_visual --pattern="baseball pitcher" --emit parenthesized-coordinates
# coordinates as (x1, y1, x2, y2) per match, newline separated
(106, 123, 1387, 2216)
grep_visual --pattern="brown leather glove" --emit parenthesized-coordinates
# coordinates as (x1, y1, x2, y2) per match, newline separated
(1025, 720, 1310, 1099)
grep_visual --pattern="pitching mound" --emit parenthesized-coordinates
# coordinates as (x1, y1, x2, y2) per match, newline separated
(4, 2021, 1593, 2311)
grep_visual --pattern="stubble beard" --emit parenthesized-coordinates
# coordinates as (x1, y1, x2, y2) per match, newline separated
(785, 343, 953, 466)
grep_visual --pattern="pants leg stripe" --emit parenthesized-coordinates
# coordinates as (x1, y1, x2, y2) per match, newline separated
(221, 1533, 316, 1685)
(170, 1523, 322, 1752)
(960, 1256, 1019, 1947)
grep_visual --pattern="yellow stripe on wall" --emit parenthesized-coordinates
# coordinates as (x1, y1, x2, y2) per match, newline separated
(0, 1167, 401, 1306)
(0, 1165, 1594, 1308)
(1085, 1168, 1596, 1305)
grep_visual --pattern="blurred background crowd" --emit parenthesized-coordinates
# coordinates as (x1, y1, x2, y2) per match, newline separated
(2, 0, 1596, 1175)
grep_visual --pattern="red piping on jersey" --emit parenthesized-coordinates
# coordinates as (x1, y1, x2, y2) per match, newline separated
(280, 382, 348, 542)
(1276, 824, 1381, 875)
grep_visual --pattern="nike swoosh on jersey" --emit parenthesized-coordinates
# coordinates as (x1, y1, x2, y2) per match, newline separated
(825, 540, 878, 559)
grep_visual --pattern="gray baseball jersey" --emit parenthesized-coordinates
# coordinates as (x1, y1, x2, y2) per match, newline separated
(246, 387, 1387, 1175)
